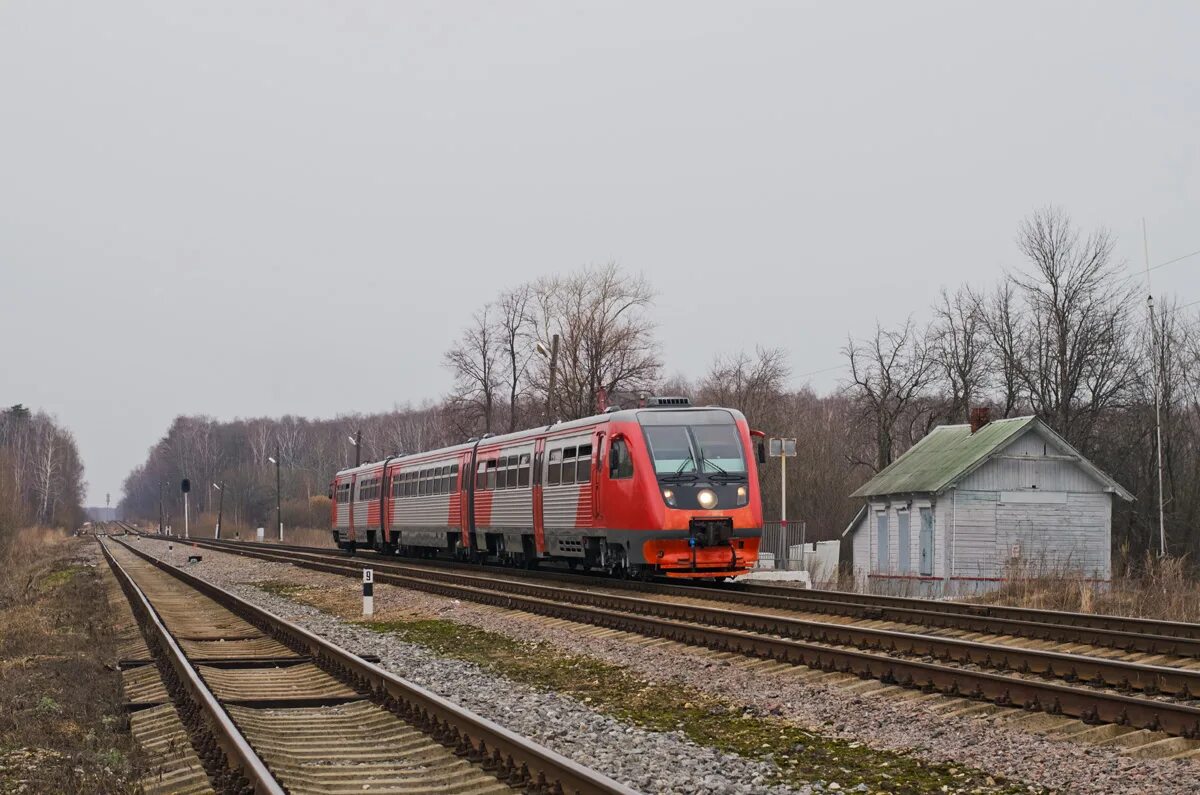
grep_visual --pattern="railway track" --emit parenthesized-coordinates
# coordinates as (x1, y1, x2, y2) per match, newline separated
(139, 527, 1200, 660)
(127, 530, 1200, 742)
(101, 534, 635, 795)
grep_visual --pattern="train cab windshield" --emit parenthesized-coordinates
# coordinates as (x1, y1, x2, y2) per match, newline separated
(638, 410, 747, 481)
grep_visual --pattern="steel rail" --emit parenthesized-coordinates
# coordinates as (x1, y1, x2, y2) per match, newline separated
(178, 537, 1200, 698)
(111, 535, 637, 795)
(151, 528, 1200, 658)
(745, 582, 1200, 642)
(99, 537, 285, 795)
(160, 534, 1200, 738)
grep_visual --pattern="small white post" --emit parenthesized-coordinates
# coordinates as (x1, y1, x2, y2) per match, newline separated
(184, 492, 190, 540)
(362, 568, 374, 616)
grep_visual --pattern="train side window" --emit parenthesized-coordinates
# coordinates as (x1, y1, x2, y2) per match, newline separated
(417, 470, 426, 497)
(517, 453, 531, 488)
(450, 464, 459, 492)
(576, 444, 592, 483)
(547, 449, 562, 486)
(486, 458, 498, 490)
(561, 447, 577, 485)
(432, 466, 442, 495)
(495, 457, 508, 491)
(438, 466, 448, 494)
(610, 438, 634, 479)
(506, 456, 520, 488)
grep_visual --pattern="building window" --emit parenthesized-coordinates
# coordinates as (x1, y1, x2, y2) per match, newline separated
(876, 511, 889, 571)
(919, 506, 934, 576)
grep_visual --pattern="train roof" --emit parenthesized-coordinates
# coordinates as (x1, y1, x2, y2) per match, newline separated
(333, 405, 748, 478)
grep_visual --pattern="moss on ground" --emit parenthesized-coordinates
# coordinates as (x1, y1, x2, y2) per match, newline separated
(363, 618, 1035, 794)
(255, 579, 309, 598)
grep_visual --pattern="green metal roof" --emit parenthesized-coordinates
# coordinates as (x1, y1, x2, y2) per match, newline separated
(849, 416, 1037, 498)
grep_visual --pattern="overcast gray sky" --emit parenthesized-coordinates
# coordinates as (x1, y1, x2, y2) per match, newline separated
(2, 2, 1197, 506)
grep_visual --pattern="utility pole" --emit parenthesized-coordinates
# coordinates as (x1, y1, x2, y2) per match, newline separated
(158, 480, 164, 535)
(1143, 219, 1167, 557)
(348, 430, 362, 467)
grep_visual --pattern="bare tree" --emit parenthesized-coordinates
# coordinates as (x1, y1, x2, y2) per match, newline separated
(976, 281, 1025, 417)
(443, 305, 500, 435)
(1009, 207, 1137, 450)
(932, 287, 987, 423)
(696, 347, 790, 425)
(495, 284, 536, 432)
(844, 319, 937, 471)
(531, 264, 661, 420)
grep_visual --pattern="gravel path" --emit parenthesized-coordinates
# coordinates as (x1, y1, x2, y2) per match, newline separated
(132, 538, 1200, 794)
(130, 538, 802, 795)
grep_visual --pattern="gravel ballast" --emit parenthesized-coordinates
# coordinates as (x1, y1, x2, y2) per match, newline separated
(129, 538, 801, 795)
(131, 538, 1200, 794)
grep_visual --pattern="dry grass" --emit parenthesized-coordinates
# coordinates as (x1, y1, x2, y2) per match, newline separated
(973, 553, 1200, 623)
(0, 529, 143, 792)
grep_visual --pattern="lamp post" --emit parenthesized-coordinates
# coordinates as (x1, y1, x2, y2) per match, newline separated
(348, 430, 362, 467)
(535, 334, 560, 424)
(768, 437, 798, 563)
(213, 482, 225, 539)
(268, 449, 282, 541)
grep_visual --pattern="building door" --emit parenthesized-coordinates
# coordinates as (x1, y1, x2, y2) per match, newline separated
(897, 510, 910, 573)
(919, 507, 934, 576)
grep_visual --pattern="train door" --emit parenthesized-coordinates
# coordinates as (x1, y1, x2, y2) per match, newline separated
(381, 467, 393, 549)
(532, 437, 546, 555)
(348, 473, 357, 546)
(459, 451, 472, 549)
(591, 429, 604, 523)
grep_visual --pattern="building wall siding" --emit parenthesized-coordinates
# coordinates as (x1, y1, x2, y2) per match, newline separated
(958, 429, 1108, 494)
(949, 489, 1112, 586)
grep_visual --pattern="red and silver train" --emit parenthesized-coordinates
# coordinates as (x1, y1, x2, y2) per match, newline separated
(330, 398, 764, 579)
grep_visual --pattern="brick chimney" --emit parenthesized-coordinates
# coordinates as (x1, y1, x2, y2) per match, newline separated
(969, 406, 991, 434)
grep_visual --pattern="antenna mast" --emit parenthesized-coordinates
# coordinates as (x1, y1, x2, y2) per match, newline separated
(1143, 219, 1167, 557)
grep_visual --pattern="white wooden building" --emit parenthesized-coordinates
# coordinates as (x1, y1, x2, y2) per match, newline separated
(842, 413, 1132, 596)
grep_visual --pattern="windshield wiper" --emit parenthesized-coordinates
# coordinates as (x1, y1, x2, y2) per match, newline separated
(659, 472, 699, 483)
(674, 456, 696, 475)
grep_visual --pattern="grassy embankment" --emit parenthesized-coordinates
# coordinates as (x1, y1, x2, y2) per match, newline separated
(971, 553, 1200, 622)
(0, 529, 142, 792)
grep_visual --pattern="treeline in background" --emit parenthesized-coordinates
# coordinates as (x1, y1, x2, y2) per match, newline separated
(0, 404, 87, 544)
(119, 209, 1200, 563)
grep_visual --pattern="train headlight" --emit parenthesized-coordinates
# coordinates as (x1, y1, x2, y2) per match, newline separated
(696, 488, 718, 510)
(662, 488, 676, 507)
(737, 485, 748, 506)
